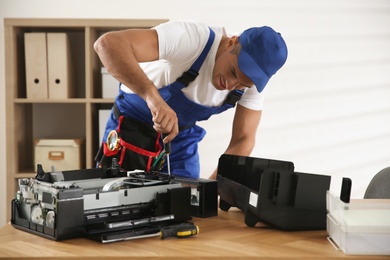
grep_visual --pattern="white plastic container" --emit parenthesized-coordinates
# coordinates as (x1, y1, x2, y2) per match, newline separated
(101, 67, 119, 98)
(326, 191, 390, 255)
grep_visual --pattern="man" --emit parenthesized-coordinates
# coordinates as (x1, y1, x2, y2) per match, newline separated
(94, 21, 287, 179)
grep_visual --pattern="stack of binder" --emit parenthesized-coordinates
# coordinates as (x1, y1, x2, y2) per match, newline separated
(24, 32, 73, 99)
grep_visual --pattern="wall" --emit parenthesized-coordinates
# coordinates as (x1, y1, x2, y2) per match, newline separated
(1, 0, 390, 227)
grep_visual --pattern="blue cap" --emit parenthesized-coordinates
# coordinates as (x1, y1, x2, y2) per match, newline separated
(238, 26, 287, 92)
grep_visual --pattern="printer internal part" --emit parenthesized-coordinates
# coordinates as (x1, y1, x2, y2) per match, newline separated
(217, 154, 294, 212)
(174, 176, 218, 218)
(11, 164, 192, 241)
(217, 154, 331, 231)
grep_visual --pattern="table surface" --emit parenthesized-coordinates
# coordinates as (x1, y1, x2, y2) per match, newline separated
(0, 208, 386, 259)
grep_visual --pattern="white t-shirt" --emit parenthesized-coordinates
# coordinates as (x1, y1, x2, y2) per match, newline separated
(121, 21, 265, 111)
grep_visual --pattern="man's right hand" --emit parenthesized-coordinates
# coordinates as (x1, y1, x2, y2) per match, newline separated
(95, 29, 179, 143)
(146, 91, 179, 143)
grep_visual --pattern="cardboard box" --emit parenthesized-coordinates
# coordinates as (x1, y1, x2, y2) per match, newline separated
(47, 33, 74, 99)
(25, 33, 73, 99)
(326, 191, 390, 255)
(24, 33, 48, 99)
(101, 67, 119, 98)
(34, 139, 85, 172)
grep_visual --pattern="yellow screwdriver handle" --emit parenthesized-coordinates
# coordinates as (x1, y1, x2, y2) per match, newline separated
(160, 223, 199, 239)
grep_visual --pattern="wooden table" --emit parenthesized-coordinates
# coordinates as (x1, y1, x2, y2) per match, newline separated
(0, 208, 385, 259)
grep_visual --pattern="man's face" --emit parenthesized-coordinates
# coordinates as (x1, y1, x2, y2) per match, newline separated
(212, 40, 254, 91)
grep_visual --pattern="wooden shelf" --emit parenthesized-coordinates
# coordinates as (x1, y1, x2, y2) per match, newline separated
(4, 18, 168, 221)
(14, 98, 116, 104)
(13, 173, 35, 179)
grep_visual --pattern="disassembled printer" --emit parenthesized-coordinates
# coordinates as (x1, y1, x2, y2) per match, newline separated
(11, 162, 217, 243)
(217, 154, 331, 231)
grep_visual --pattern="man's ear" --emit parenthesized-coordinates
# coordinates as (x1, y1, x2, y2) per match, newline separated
(228, 36, 239, 47)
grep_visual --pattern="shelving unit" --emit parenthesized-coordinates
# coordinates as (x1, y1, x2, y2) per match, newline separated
(4, 18, 168, 220)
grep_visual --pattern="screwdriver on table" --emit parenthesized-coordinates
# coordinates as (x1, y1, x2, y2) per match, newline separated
(161, 133, 171, 176)
(101, 222, 199, 243)
(160, 222, 199, 239)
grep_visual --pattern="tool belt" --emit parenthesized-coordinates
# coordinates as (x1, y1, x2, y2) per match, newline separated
(95, 107, 163, 172)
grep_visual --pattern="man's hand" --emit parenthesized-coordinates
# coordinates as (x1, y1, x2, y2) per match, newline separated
(209, 106, 262, 180)
(145, 93, 179, 143)
(95, 28, 180, 143)
(209, 170, 217, 180)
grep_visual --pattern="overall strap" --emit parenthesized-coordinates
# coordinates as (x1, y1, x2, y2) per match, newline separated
(176, 27, 215, 86)
(223, 89, 244, 107)
(175, 27, 243, 107)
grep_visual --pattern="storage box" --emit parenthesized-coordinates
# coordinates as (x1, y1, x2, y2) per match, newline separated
(47, 33, 74, 99)
(24, 33, 48, 99)
(101, 67, 119, 98)
(99, 109, 111, 146)
(25, 33, 74, 99)
(326, 191, 390, 255)
(34, 139, 85, 172)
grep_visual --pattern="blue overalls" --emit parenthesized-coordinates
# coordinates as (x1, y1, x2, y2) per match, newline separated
(102, 28, 242, 178)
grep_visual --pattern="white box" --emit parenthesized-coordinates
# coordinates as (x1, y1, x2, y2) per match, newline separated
(101, 67, 119, 98)
(326, 191, 390, 255)
(47, 33, 74, 99)
(99, 109, 111, 147)
(25, 33, 74, 99)
(34, 139, 85, 172)
(24, 33, 48, 99)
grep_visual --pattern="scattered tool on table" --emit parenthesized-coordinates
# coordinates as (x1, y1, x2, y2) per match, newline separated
(160, 222, 199, 239)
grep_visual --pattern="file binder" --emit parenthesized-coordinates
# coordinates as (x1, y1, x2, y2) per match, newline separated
(47, 33, 73, 99)
(24, 33, 48, 99)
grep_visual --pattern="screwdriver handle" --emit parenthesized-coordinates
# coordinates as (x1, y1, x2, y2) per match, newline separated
(161, 133, 171, 154)
(160, 222, 199, 239)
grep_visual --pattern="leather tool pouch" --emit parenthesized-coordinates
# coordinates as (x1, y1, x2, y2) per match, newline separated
(95, 116, 162, 172)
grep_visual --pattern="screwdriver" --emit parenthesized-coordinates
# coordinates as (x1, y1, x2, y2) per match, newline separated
(101, 222, 199, 243)
(161, 133, 171, 176)
(160, 222, 199, 239)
